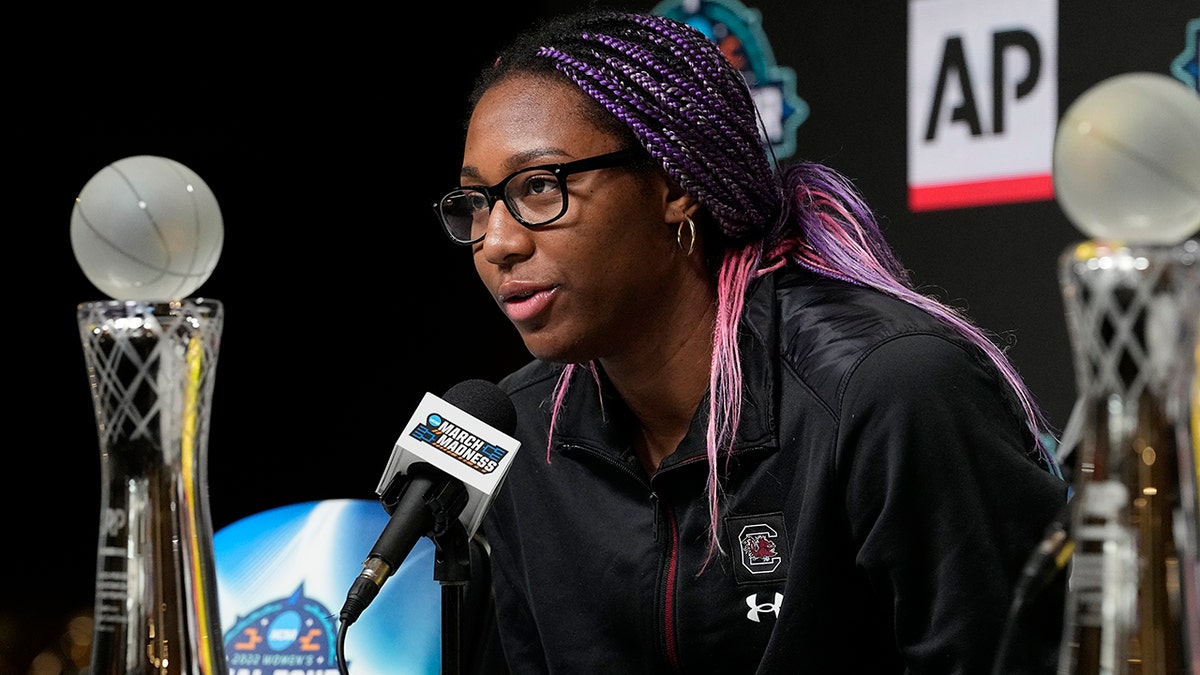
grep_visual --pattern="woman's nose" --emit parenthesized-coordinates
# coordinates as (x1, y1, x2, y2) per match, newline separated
(479, 199, 533, 263)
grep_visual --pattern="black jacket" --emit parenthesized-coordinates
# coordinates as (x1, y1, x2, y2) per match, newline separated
(482, 267, 1069, 674)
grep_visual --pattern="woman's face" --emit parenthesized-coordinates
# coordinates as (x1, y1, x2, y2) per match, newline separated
(463, 74, 697, 364)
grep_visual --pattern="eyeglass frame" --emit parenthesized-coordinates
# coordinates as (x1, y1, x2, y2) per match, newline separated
(432, 147, 647, 245)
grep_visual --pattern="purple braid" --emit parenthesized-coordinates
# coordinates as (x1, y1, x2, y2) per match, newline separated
(470, 10, 1062, 564)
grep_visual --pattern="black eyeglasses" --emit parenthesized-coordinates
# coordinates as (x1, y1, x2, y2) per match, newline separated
(432, 148, 645, 245)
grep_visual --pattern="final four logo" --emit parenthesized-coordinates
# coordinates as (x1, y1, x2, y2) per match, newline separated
(223, 584, 339, 675)
(410, 411, 510, 474)
(652, 0, 807, 160)
(1172, 18, 1199, 93)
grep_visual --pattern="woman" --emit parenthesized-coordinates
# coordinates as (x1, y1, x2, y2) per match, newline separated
(433, 9, 1068, 673)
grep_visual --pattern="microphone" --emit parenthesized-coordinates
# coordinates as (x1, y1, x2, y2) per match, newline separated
(339, 379, 519, 626)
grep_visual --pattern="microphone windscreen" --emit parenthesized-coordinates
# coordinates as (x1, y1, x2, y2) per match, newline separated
(442, 379, 517, 435)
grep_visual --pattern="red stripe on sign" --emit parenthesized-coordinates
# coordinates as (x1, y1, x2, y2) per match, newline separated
(908, 173, 1054, 211)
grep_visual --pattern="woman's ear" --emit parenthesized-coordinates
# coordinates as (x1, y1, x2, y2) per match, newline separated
(663, 184, 701, 226)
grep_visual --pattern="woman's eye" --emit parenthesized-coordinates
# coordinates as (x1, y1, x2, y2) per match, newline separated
(518, 173, 561, 198)
(466, 192, 490, 211)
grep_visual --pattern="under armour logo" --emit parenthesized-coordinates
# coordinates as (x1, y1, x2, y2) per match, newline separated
(745, 592, 783, 622)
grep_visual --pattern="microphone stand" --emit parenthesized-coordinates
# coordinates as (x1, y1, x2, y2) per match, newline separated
(341, 466, 476, 675)
(433, 521, 471, 675)
(399, 471, 472, 675)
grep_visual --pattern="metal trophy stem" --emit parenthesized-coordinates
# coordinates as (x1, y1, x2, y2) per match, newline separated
(1056, 240, 1200, 675)
(78, 298, 227, 675)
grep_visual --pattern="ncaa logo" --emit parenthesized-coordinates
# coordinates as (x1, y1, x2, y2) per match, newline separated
(739, 523, 782, 574)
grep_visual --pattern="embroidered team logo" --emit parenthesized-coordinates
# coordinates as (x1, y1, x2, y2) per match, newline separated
(740, 524, 782, 574)
(724, 513, 789, 585)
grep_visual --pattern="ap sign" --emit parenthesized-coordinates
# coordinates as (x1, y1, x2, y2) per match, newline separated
(908, 0, 1058, 211)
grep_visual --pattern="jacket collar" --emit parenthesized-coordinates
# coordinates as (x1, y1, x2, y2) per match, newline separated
(553, 271, 781, 469)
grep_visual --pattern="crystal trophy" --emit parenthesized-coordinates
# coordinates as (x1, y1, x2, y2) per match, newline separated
(78, 298, 228, 675)
(1056, 240, 1200, 674)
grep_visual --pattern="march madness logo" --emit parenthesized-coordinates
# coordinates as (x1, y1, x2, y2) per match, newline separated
(223, 584, 339, 675)
(409, 411, 510, 474)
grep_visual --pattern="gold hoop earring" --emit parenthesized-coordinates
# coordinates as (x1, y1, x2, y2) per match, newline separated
(676, 215, 696, 256)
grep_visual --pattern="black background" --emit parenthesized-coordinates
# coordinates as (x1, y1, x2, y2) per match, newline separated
(3, 1, 1195, 670)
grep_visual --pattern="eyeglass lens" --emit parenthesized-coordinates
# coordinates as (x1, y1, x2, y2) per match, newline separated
(439, 168, 567, 243)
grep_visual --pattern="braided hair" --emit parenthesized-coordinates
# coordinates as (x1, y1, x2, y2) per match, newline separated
(469, 9, 1062, 559)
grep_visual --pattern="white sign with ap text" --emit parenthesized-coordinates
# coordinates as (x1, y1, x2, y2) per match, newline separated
(908, 0, 1058, 211)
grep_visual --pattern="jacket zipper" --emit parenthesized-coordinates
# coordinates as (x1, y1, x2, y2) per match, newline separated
(566, 444, 686, 671)
(656, 493, 682, 672)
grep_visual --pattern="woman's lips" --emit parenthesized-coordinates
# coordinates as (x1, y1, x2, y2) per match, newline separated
(498, 284, 559, 322)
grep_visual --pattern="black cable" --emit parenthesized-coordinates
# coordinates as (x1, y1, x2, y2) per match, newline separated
(991, 507, 1073, 675)
(337, 614, 352, 675)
